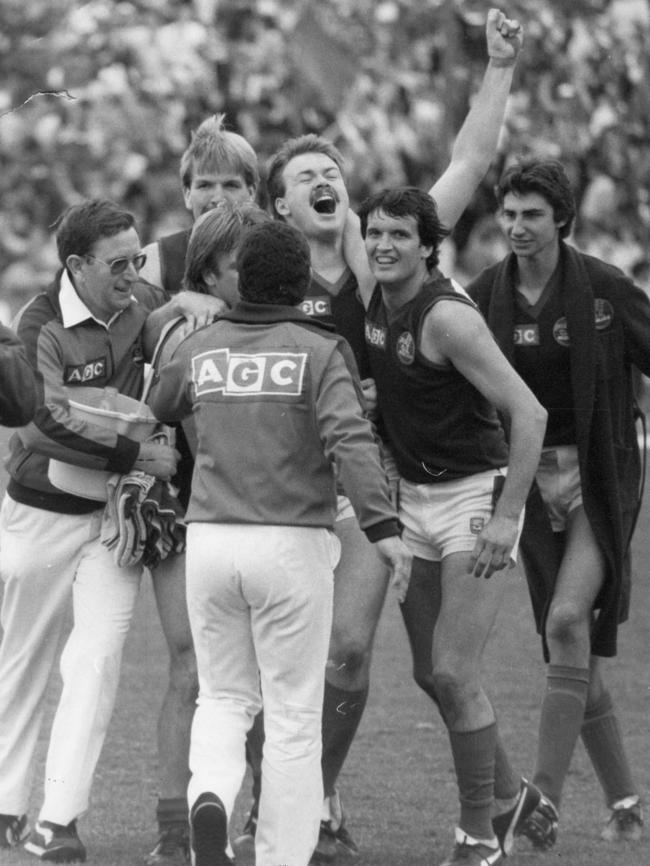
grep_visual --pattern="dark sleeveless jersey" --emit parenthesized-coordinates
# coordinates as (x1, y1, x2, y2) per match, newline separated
(298, 268, 370, 378)
(157, 228, 194, 503)
(159, 228, 192, 295)
(365, 276, 508, 484)
(512, 273, 576, 446)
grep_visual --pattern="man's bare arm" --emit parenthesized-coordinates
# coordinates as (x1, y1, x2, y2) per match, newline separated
(142, 292, 229, 359)
(429, 8, 524, 232)
(421, 301, 546, 577)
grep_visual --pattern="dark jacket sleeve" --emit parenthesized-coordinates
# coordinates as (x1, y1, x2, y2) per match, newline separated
(0, 322, 38, 427)
(603, 268, 650, 376)
(315, 340, 400, 541)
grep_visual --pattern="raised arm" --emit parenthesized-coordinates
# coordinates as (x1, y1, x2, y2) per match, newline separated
(429, 7, 523, 232)
(349, 8, 523, 307)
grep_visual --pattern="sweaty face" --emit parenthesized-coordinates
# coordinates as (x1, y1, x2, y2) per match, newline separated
(72, 227, 143, 322)
(364, 210, 432, 290)
(499, 191, 564, 260)
(275, 152, 349, 240)
(202, 248, 240, 308)
(184, 166, 255, 220)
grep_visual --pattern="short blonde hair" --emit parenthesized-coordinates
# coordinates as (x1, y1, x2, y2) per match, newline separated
(180, 114, 260, 192)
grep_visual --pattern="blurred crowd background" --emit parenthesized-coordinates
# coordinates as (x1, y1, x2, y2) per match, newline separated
(1, 0, 649, 323)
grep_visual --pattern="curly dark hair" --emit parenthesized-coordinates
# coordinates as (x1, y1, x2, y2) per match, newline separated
(236, 221, 311, 306)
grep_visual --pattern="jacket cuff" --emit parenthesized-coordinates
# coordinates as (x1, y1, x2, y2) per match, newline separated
(105, 435, 141, 473)
(364, 518, 402, 544)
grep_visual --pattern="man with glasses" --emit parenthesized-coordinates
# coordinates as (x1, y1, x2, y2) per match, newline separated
(0, 199, 218, 861)
(85, 250, 148, 273)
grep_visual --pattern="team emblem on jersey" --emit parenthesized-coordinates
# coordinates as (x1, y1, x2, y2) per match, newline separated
(513, 323, 540, 346)
(469, 517, 485, 534)
(191, 349, 307, 397)
(594, 298, 614, 330)
(64, 357, 107, 384)
(552, 317, 570, 346)
(300, 296, 332, 317)
(365, 321, 386, 349)
(396, 331, 415, 365)
(131, 342, 145, 366)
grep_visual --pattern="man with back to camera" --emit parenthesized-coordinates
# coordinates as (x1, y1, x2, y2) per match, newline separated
(150, 199, 272, 508)
(0, 198, 222, 861)
(468, 158, 649, 850)
(358, 185, 547, 866)
(139, 113, 259, 864)
(148, 219, 412, 866)
(251, 8, 526, 859)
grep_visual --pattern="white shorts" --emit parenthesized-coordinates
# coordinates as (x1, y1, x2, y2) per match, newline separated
(535, 444, 583, 531)
(399, 468, 522, 563)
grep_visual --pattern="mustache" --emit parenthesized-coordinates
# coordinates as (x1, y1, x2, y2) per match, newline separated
(310, 185, 339, 213)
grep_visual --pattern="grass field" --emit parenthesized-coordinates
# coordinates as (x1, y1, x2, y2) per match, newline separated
(0, 426, 648, 866)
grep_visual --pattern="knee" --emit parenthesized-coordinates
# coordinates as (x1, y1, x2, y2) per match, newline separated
(266, 705, 320, 755)
(430, 665, 478, 716)
(545, 601, 589, 647)
(328, 633, 371, 680)
(63, 625, 127, 664)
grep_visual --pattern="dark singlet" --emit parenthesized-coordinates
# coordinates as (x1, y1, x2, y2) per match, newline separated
(512, 272, 576, 446)
(157, 228, 196, 507)
(365, 276, 508, 485)
(159, 229, 192, 296)
(299, 268, 370, 379)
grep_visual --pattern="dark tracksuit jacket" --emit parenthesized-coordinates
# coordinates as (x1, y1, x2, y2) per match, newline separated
(6, 271, 167, 514)
(148, 301, 399, 541)
(0, 322, 38, 428)
(468, 241, 650, 657)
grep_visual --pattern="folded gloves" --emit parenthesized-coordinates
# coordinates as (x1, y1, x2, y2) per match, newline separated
(101, 432, 186, 569)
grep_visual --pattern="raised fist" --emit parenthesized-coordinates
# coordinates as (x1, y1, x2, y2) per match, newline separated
(486, 8, 524, 66)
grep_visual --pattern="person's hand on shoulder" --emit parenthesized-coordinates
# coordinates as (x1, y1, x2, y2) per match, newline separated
(174, 291, 229, 329)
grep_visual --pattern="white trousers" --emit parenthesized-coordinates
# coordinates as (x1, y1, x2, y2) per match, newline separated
(0, 496, 142, 823)
(186, 523, 339, 866)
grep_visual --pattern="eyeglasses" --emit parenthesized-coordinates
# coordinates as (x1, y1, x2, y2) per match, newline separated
(85, 252, 147, 275)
